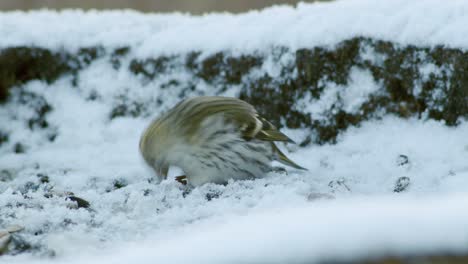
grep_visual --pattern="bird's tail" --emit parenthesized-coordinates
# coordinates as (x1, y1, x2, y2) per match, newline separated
(271, 143, 307, 170)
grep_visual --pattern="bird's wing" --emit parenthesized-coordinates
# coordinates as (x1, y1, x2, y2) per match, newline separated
(244, 114, 295, 143)
(271, 142, 308, 170)
(175, 96, 294, 142)
(175, 96, 307, 170)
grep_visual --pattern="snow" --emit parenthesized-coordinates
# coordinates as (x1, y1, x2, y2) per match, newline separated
(1, 0, 468, 263)
(5, 193, 468, 264)
(295, 68, 381, 119)
(2, 0, 468, 55)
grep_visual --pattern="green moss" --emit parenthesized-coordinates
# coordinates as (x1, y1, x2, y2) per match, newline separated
(238, 38, 468, 144)
(77, 46, 105, 66)
(296, 38, 361, 97)
(0, 131, 8, 146)
(110, 46, 130, 69)
(0, 47, 73, 102)
(197, 52, 224, 82)
(0, 46, 109, 103)
(129, 56, 175, 79)
(185, 51, 201, 71)
(0, 169, 14, 182)
(14, 91, 53, 130)
(37, 173, 49, 184)
(225, 55, 262, 84)
(109, 103, 144, 119)
(160, 79, 181, 89)
(13, 142, 25, 154)
(113, 178, 128, 189)
(186, 52, 262, 85)
(443, 52, 468, 125)
(109, 94, 146, 120)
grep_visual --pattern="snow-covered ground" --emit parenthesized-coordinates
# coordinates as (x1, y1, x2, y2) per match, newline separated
(1, 0, 468, 263)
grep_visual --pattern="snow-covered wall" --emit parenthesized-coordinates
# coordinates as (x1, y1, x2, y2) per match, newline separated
(2, 0, 468, 52)
(1, 38, 467, 147)
(1, 1, 468, 263)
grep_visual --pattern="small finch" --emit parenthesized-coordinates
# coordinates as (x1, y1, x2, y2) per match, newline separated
(139, 96, 306, 186)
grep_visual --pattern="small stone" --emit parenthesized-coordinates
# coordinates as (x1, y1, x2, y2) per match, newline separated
(271, 166, 288, 175)
(205, 190, 222, 201)
(0, 131, 8, 146)
(0, 170, 14, 182)
(86, 90, 100, 101)
(20, 181, 39, 194)
(61, 218, 76, 227)
(37, 173, 49, 184)
(13, 143, 25, 154)
(45, 190, 75, 198)
(47, 132, 57, 142)
(328, 178, 351, 193)
(307, 193, 335, 201)
(182, 188, 191, 198)
(113, 179, 128, 189)
(396, 154, 409, 167)
(394, 176, 411, 193)
(66, 196, 90, 209)
(319, 158, 332, 169)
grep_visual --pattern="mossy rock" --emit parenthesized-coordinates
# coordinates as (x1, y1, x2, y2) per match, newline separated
(1, 38, 468, 145)
(0, 47, 72, 102)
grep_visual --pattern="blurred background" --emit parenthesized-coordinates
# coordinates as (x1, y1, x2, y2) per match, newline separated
(0, 0, 329, 14)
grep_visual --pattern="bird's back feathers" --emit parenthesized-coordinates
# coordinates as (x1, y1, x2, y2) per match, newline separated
(171, 96, 294, 143)
(170, 96, 306, 170)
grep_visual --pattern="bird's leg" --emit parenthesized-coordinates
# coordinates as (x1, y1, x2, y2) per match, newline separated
(175, 175, 188, 185)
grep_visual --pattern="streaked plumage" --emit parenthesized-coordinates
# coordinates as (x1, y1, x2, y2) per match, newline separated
(139, 96, 306, 186)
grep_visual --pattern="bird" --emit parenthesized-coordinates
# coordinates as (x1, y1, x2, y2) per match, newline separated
(139, 96, 306, 187)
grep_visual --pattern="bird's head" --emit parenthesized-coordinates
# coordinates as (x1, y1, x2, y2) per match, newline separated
(139, 117, 174, 180)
